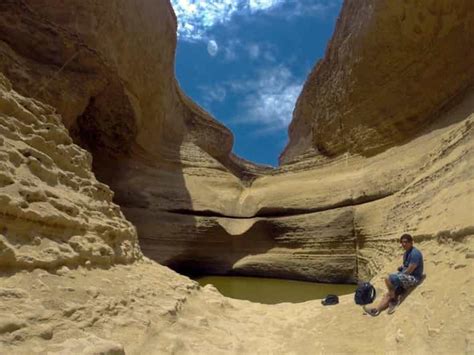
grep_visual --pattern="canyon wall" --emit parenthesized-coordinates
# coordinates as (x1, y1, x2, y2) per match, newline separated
(281, 0, 474, 161)
(0, 0, 473, 353)
(0, 0, 357, 281)
(275, 0, 474, 277)
(0, 0, 472, 283)
(0, 72, 140, 270)
(0, 0, 246, 273)
(121, 0, 473, 281)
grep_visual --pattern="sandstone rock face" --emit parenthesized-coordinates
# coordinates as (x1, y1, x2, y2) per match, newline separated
(0, 74, 140, 270)
(251, 90, 473, 278)
(0, 0, 247, 271)
(1, 0, 344, 281)
(281, 0, 474, 162)
(0, 0, 473, 353)
(1, 0, 472, 284)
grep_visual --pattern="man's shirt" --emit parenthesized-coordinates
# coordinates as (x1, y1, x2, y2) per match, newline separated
(402, 247, 424, 281)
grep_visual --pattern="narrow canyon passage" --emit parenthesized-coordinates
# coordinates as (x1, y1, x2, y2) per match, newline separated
(0, 0, 472, 353)
(57, 68, 361, 283)
(64, 74, 473, 287)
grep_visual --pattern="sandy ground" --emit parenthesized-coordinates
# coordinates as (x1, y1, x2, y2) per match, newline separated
(0, 236, 472, 354)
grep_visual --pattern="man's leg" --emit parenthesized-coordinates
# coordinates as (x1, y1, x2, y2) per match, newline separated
(365, 275, 398, 316)
(374, 277, 397, 312)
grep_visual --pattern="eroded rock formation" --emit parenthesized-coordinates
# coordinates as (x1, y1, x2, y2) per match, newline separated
(0, 73, 140, 270)
(1, 0, 472, 283)
(282, 0, 474, 161)
(0, 0, 473, 352)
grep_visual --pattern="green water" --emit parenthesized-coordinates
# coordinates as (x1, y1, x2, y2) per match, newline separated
(196, 276, 356, 305)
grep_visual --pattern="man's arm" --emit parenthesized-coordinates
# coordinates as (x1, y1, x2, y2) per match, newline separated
(403, 263, 417, 275)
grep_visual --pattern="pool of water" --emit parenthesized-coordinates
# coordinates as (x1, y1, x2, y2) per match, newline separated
(196, 276, 356, 304)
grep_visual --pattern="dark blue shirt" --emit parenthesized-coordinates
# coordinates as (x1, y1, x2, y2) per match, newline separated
(403, 247, 423, 281)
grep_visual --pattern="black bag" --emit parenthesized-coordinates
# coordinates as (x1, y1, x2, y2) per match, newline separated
(354, 282, 376, 305)
(321, 294, 339, 306)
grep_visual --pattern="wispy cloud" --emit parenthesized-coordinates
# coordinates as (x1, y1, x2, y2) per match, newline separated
(289, 2, 340, 17)
(171, 0, 282, 41)
(230, 65, 303, 134)
(220, 40, 276, 62)
(200, 84, 227, 105)
(170, 0, 338, 41)
(198, 65, 302, 134)
(222, 39, 240, 61)
(247, 44, 260, 59)
(248, 0, 285, 12)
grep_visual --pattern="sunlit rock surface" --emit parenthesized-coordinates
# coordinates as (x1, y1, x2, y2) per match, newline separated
(281, 0, 474, 161)
(0, 0, 473, 353)
(0, 0, 362, 281)
(0, 74, 140, 270)
(0, 0, 249, 272)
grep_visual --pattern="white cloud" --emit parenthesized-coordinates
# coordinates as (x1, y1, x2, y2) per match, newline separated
(171, 0, 240, 41)
(201, 84, 227, 104)
(249, 0, 285, 12)
(224, 47, 238, 61)
(221, 40, 275, 62)
(207, 40, 219, 56)
(290, 2, 339, 17)
(231, 66, 303, 133)
(263, 50, 276, 62)
(170, 0, 336, 41)
(248, 44, 260, 59)
(222, 39, 241, 61)
(197, 65, 301, 134)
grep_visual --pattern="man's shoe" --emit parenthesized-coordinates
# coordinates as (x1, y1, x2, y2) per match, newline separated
(387, 298, 400, 314)
(363, 305, 380, 317)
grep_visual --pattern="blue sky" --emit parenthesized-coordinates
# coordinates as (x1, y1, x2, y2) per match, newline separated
(172, 0, 343, 166)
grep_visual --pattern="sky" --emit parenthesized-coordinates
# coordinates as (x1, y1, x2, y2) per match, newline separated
(171, 0, 343, 166)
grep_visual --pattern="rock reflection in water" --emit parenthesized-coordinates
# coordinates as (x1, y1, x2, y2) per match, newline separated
(196, 276, 356, 304)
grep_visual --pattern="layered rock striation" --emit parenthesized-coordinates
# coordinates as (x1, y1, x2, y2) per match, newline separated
(281, 0, 474, 161)
(0, 0, 243, 273)
(0, 0, 472, 284)
(0, 0, 473, 353)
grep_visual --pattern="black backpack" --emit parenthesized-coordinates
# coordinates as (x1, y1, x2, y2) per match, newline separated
(354, 282, 376, 305)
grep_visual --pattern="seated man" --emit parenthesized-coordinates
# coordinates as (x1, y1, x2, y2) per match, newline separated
(364, 233, 424, 316)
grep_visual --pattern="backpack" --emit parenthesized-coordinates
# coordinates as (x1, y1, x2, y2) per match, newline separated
(354, 282, 376, 305)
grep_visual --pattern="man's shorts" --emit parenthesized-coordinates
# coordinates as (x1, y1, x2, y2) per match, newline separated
(389, 272, 418, 290)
